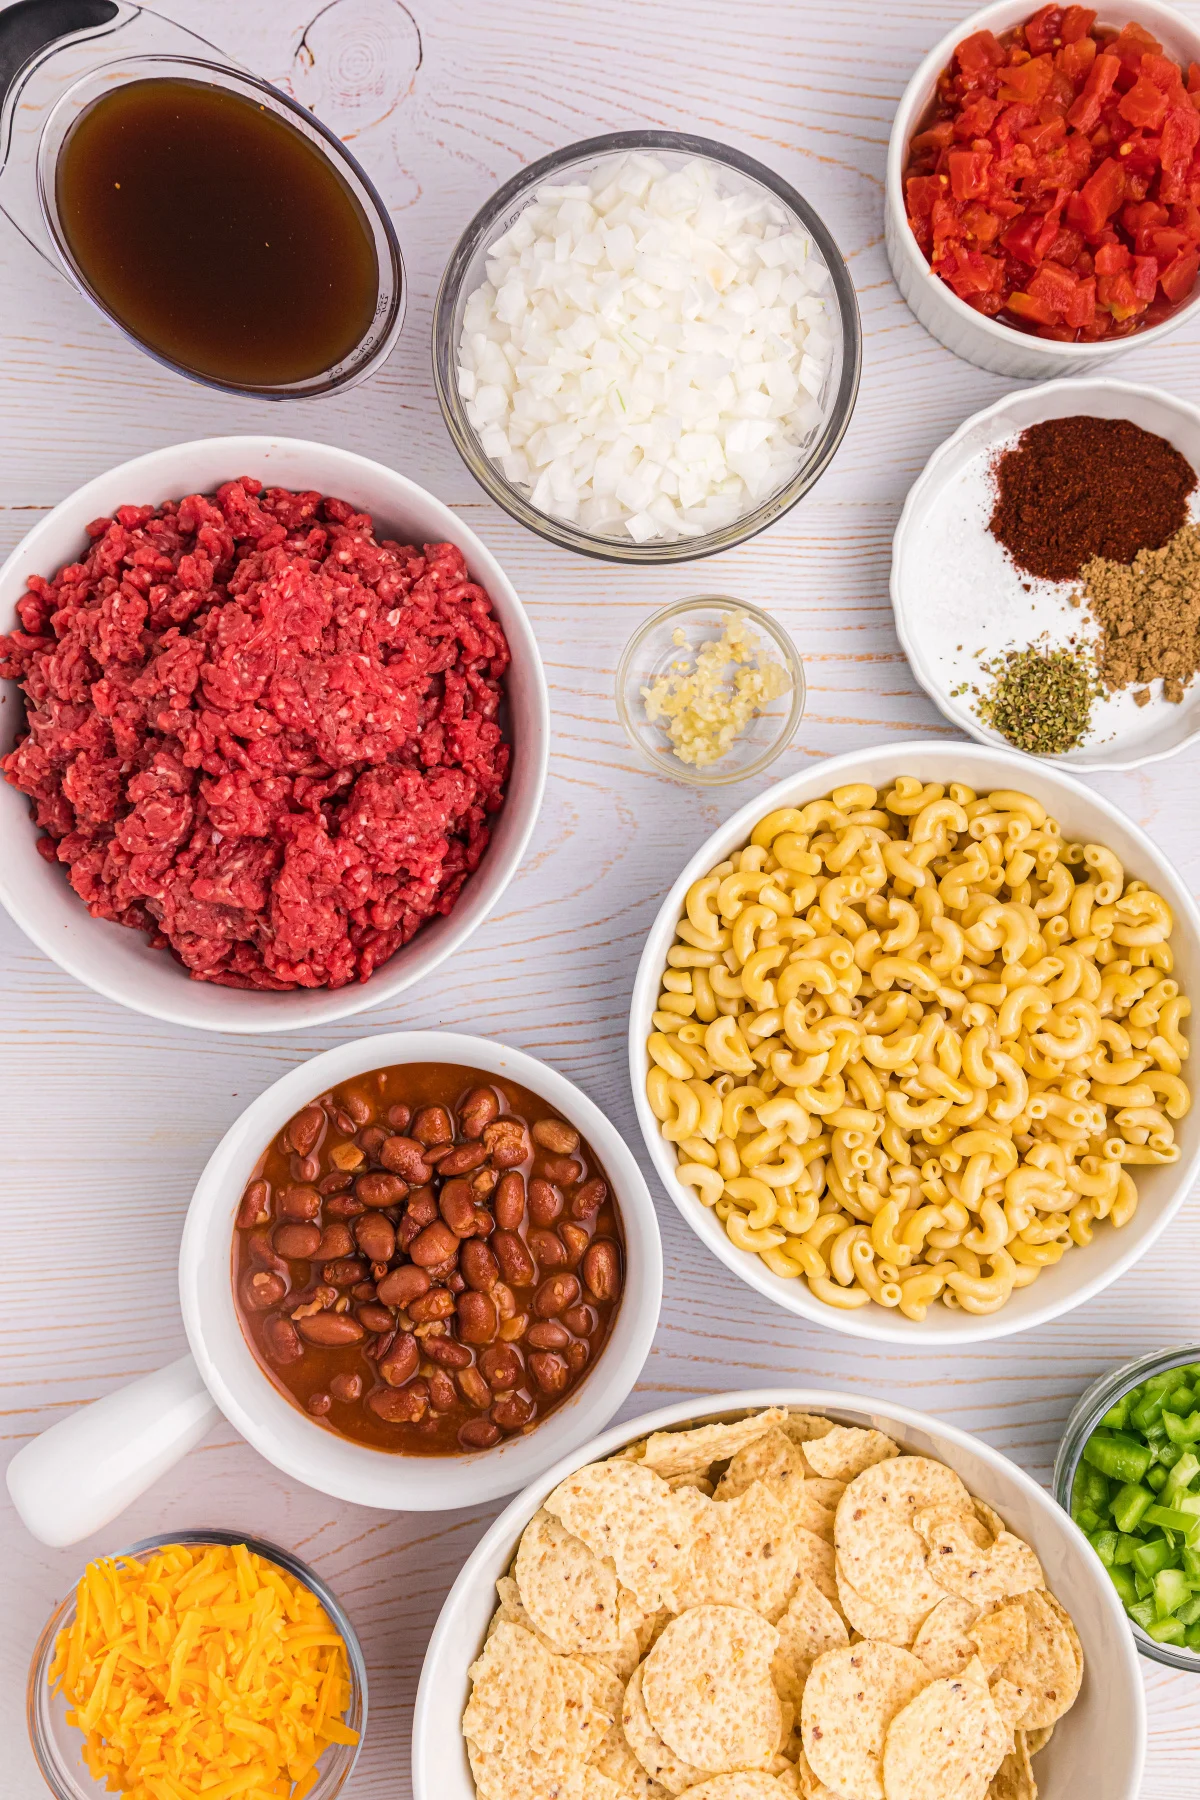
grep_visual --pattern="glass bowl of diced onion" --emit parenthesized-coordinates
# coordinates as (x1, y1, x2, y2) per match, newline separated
(432, 130, 862, 563)
(26, 1530, 367, 1800)
(616, 596, 805, 785)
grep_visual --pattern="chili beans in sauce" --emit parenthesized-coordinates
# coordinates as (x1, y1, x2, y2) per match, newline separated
(233, 1063, 624, 1453)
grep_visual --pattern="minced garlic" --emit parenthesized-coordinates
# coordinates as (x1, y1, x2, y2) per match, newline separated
(641, 612, 790, 767)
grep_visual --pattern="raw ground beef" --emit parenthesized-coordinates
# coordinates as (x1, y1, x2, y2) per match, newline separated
(0, 479, 512, 989)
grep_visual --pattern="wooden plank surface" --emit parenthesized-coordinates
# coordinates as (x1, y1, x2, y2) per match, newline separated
(1, 0, 1198, 1790)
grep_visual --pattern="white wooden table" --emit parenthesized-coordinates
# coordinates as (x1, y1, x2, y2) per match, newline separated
(1, 0, 1198, 1791)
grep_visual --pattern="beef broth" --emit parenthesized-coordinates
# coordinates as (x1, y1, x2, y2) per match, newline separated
(55, 78, 380, 387)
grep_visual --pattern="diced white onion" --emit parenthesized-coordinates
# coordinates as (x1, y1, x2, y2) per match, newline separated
(457, 154, 839, 543)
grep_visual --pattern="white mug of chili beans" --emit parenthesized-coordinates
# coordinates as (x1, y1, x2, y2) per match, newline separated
(6, 1033, 662, 1546)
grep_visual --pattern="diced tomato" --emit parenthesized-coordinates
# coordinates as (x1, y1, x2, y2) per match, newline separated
(904, 8, 1200, 336)
(956, 96, 1005, 138)
(1001, 214, 1045, 262)
(1143, 54, 1188, 101)
(1033, 204, 1066, 259)
(905, 174, 946, 220)
(1007, 287, 1060, 325)
(1120, 76, 1169, 132)
(1061, 6, 1097, 44)
(956, 31, 1006, 79)
(1057, 35, 1097, 85)
(1107, 23, 1164, 72)
(1159, 244, 1200, 302)
(1000, 54, 1055, 106)
(1161, 104, 1200, 200)
(1024, 7, 1063, 55)
(1021, 116, 1067, 152)
(1069, 156, 1126, 234)
(1068, 53, 1120, 131)
(1149, 226, 1190, 258)
(948, 148, 992, 200)
(942, 245, 1002, 297)
(962, 203, 1003, 244)
(911, 120, 956, 155)
(1066, 273, 1097, 325)
(1132, 254, 1160, 300)
(1094, 240, 1131, 273)
(1028, 257, 1090, 318)
(1098, 268, 1143, 318)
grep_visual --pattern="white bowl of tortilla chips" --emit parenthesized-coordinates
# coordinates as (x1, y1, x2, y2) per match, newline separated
(413, 1389, 1144, 1800)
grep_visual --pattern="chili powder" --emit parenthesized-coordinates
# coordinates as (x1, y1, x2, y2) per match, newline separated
(988, 416, 1196, 583)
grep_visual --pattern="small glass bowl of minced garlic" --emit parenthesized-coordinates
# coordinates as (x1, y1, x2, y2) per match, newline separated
(616, 596, 805, 785)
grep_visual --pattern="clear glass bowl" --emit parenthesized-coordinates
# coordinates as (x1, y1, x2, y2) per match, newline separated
(432, 130, 861, 564)
(31, 55, 405, 400)
(1054, 1345, 1200, 1673)
(26, 1530, 368, 1798)
(616, 595, 805, 785)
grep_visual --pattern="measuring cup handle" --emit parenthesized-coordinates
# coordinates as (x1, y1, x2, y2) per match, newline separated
(5, 1354, 221, 1547)
(0, 0, 121, 112)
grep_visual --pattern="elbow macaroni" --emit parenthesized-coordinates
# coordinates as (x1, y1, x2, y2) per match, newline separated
(647, 779, 1192, 1321)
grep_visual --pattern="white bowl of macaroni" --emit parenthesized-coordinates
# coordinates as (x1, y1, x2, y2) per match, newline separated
(628, 741, 1200, 1343)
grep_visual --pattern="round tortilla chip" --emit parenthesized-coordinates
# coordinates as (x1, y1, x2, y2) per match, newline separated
(469, 1743, 628, 1800)
(675, 1481, 800, 1619)
(1023, 1726, 1053, 1756)
(716, 1430, 810, 1506)
(623, 1662, 715, 1796)
(968, 1604, 1029, 1677)
(678, 1776, 796, 1799)
(804, 1428, 901, 1486)
(794, 1527, 842, 1612)
(774, 1576, 850, 1708)
(590, 1694, 672, 1799)
(881, 1675, 1008, 1800)
(643, 1605, 782, 1773)
(465, 1621, 612, 1768)
(517, 1509, 646, 1655)
(1039, 1593, 1083, 1683)
(911, 1595, 982, 1679)
(914, 1509, 1044, 1610)
(641, 1410, 790, 1482)
(987, 1735, 1036, 1800)
(836, 1560, 932, 1649)
(993, 1591, 1082, 1732)
(800, 1641, 930, 1800)
(546, 1459, 709, 1613)
(836, 1458, 970, 1620)
(783, 1414, 838, 1444)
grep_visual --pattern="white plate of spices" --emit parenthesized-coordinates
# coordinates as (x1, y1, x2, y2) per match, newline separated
(891, 378, 1200, 771)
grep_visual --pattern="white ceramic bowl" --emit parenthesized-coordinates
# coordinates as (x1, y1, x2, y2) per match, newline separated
(885, 0, 1200, 378)
(6, 1032, 663, 1544)
(893, 377, 1200, 770)
(412, 1387, 1147, 1800)
(628, 740, 1200, 1344)
(0, 438, 549, 1032)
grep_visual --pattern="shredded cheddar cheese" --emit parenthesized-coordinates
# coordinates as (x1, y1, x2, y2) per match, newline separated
(48, 1542, 359, 1800)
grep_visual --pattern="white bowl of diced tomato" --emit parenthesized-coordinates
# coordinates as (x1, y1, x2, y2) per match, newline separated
(886, 1, 1200, 377)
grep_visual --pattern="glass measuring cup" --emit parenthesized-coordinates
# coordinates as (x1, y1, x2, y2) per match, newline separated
(0, 0, 405, 397)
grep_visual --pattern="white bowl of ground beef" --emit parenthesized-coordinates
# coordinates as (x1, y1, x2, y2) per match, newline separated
(0, 438, 548, 1031)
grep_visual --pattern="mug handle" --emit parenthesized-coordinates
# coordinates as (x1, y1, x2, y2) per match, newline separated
(6, 1354, 221, 1547)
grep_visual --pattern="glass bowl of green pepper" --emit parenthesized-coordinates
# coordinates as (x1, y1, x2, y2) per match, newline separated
(1055, 1344, 1200, 1671)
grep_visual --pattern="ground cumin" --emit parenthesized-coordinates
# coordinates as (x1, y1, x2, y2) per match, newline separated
(1076, 523, 1200, 705)
(989, 416, 1196, 582)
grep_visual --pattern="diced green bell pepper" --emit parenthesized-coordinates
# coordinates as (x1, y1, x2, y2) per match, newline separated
(1111, 1482, 1156, 1534)
(1133, 1537, 1181, 1578)
(1146, 1616, 1188, 1644)
(1155, 1567, 1191, 1618)
(1083, 1432, 1153, 1483)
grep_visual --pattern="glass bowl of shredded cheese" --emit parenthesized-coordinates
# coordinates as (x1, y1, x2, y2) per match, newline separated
(616, 596, 805, 784)
(27, 1531, 367, 1800)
